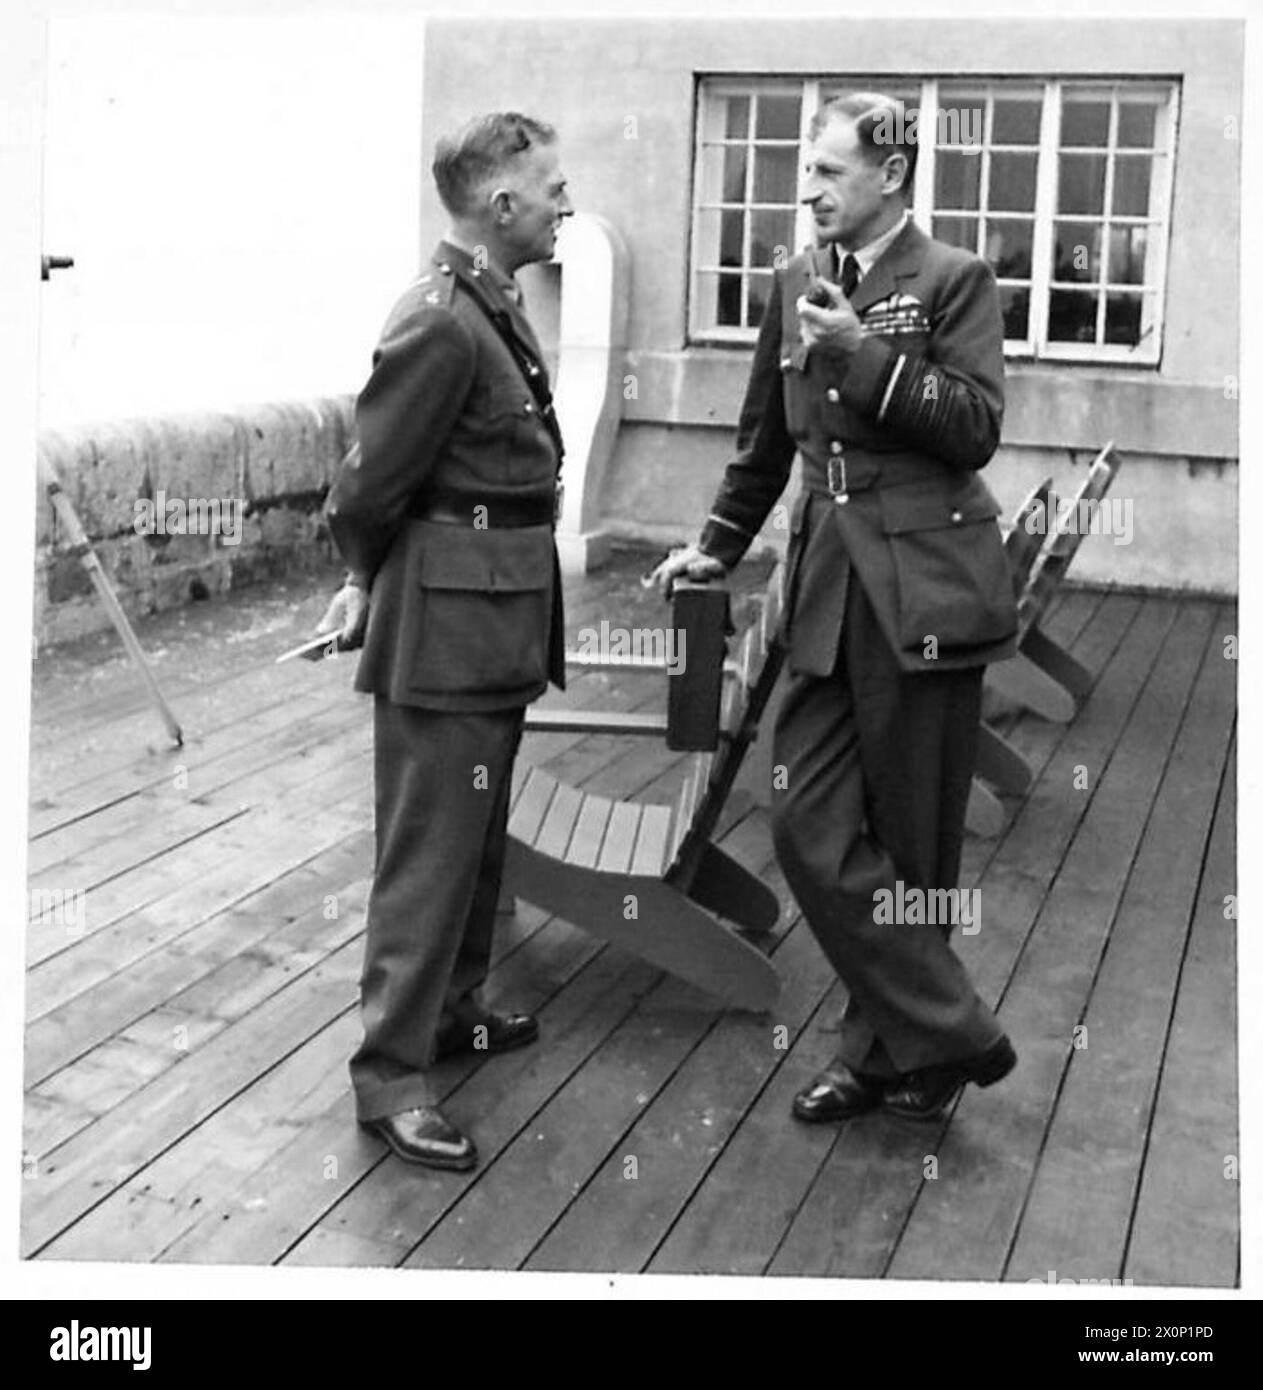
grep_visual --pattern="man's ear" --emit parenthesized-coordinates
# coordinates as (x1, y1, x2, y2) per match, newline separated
(490, 186, 514, 224)
(882, 153, 909, 196)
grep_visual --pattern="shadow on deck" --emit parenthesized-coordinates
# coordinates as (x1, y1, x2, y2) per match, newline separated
(21, 550, 1238, 1285)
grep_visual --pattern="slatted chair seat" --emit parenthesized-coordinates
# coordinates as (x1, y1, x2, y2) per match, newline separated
(503, 569, 785, 1013)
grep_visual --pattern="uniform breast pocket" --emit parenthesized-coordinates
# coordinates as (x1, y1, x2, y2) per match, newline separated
(879, 481, 1018, 656)
(467, 381, 538, 445)
(408, 523, 553, 697)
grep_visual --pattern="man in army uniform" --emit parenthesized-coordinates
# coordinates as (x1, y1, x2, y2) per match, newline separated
(653, 92, 1019, 1126)
(320, 112, 573, 1170)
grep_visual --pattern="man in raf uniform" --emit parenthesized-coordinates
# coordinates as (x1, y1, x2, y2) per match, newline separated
(319, 112, 573, 1170)
(654, 91, 1019, 1124)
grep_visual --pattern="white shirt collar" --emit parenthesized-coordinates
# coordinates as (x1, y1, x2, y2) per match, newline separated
(842, 209, 910, 281)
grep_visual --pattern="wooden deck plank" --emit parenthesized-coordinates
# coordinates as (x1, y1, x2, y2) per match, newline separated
(164, 932, 654, 1266)
(26, 561, 624, 795)
(404, 973, 732, 1271)
(27, 663, 353, 833)
(27, 726, 371, 969)
(22, 552, 1235, 1279)
(24, 831, 374, 1154)
(39, 902, 558, 1264)
(526, 912, 827, 1273)
(20, 834, 380, 1162)
(26, 778, 368, 1026)
(24, 802, 368, 1088)
(1124, 737, 1238, 1288)
(38, 1011, 360, 1263)
(28, 596, 347, 767)
(21, 934, 364, 1256)
(50, 651, 685, 1264)
(283, 951, 657, 1268)
(764, 593, 1168, 1278)
(645, 981, 846, 1276)
(287, 829, 777, 1267)
(1004, 604, 1235, 1283)
(28, 695, 364, 882)
(883, 599, 1216, 1284)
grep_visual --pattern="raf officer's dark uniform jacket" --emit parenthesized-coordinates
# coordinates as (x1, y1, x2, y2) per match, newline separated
(326, 241, 565, 710)
(698, 218, 1018, 673)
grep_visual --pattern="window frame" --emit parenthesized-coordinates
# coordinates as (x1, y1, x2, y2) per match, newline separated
(688, 74, 1181, 366)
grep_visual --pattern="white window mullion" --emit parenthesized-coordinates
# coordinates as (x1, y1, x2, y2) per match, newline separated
(1096, 89, 1118, 346)
(794, 78, 820, 253)
(1146, 83, 1179, 365)
(978, 91, 992, 260)
(687, 84, 716, 341)
(914, 77, 937, 226)
(741, 96, 755, 328)
(1028, 80, 1061, 358)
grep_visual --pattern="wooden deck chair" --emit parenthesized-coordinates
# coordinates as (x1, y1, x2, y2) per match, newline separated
(505, 572, 784, 1013)
(967, 476, 1054, 830)
(985, 443, 1119, 723)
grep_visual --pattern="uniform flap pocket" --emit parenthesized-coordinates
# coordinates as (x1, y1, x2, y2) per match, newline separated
(416, 521, 552, 592)
(480, 381, 534, 418)
(880, 479, 1003, 535)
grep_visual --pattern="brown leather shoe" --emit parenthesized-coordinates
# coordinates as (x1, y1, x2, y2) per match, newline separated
(882, 1035, 1018, 1121)
(791, 1064, 886, 1123)
(361, 1107, 477, 1170)
(434, 1010, 539, 1063)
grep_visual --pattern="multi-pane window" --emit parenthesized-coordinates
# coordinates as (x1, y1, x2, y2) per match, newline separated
(691, 85, 803, 338)
(689, 77, 1178, 364)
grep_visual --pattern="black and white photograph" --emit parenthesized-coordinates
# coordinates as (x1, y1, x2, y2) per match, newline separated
(1, 0, 1255, 1315)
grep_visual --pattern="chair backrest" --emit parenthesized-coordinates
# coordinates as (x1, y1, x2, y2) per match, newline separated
(1018, 443, 1119, 637)
(666, 564, 786, 882)
(1004, 478, 1053, 599)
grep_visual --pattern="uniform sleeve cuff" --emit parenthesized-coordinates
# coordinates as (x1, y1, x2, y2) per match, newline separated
(698, 516, 751, 568)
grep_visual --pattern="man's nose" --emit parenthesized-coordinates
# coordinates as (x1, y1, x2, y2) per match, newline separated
(559, 192, 575, 217)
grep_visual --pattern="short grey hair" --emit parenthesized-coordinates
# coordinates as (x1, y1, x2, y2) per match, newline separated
(810, 91, 918, 198)
(432, 111, 557, 216)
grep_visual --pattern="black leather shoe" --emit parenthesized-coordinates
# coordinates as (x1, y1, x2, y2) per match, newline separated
(883, 1035, 1018, 1121)
(433, 1010, 539, 1063)
(360, 1107, 477, 1170)
(792, 1064, 886, 1123)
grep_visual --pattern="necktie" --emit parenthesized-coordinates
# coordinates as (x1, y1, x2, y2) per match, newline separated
(839, 252, 860, 299)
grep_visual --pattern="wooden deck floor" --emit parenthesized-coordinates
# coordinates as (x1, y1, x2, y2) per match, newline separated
(22, 551, 1238, 1286)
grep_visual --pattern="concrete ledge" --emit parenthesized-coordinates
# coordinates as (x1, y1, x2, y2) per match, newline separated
(34, 396, 353, 648)
(599, 423, 1237, 596)
(620, 349, 1239, 462)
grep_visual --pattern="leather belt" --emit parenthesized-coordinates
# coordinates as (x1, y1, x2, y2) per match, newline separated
(410, 488, 556, 529)
(804, 451, 948, 504)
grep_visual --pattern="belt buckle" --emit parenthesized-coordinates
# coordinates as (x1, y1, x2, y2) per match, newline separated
(553, 478, 564, 527)
(827, 456, 849, 504)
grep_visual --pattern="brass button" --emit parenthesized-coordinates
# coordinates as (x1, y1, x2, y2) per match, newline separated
(826, 388, 840, 403)
(524, 401, 535, 413)
(834, 493, 849, 506)
(829, 440, 843, 455)
(951, 509, 963, 523)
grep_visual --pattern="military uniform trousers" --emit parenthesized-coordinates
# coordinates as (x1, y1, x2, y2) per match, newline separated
(350, 696, 524, 1121)
(770, 548, 1006, 1081)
